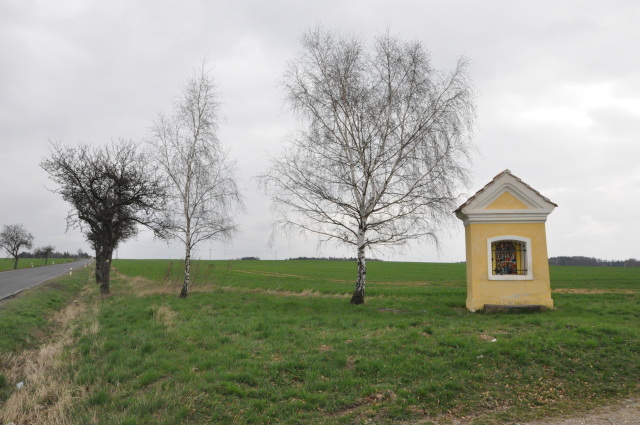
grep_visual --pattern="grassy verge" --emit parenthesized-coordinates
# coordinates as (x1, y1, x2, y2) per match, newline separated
(56, 260, 639, 424)
(0, 266, 91, 408)
(0, 268, 89, 354)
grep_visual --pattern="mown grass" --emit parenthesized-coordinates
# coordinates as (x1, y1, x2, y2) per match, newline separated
(0, 258, 76, 272)
(56, 260, 640, 424)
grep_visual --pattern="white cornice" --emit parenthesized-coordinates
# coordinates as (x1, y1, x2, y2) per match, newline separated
(457, 211, 551, 226)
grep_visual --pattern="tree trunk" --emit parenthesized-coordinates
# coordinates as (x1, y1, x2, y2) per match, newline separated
(12, 255, 18, 270)
(96, 248, 113, 295)
(350, 229, 367, 304)
(95, 249, 103, 285)
(180, 245, 191, 298)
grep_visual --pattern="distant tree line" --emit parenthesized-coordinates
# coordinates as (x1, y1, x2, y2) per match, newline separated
(18, 249, 91, 259)
(233, 256, 386, 261)
(287, 256, 384, 262)
(549, 256, 640, 267)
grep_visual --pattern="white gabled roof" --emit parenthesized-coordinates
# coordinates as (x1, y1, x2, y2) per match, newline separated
(455, 169, 557, 225)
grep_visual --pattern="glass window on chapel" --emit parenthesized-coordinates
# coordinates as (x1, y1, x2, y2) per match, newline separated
(491, 240, 527, 275)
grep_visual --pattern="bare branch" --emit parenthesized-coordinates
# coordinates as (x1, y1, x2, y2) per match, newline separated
(147, 63, 244, 297)
(0, 224, 35, 269)
(40, 140, 169, 293)
(260, 28, 476, 304)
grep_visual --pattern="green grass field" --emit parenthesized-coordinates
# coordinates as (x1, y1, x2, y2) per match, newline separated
(0, 258, 75, 272)
(1, 260, 638, 424)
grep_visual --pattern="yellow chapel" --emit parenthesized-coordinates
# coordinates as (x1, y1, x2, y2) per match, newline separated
(455, 170, 557, 312)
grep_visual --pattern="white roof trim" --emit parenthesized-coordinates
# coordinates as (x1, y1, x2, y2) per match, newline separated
(456, 171, 556, 225)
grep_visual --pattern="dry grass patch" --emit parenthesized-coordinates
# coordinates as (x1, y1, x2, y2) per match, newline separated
(236, 269, 310, 279)
(237, 269, 353, 284)
(370, 280, 457, 287)
(235, 269, 461, 289)
(553, 288, 638, 294)
(479, 333, 497, 342)
(51, 299, 85, 326)
(117, 273, 179, 296)
(259, 288, 349, 299)
(207, 285, 350, 299)
(152, 304, 179, 328)
(112, 270, 220, 297)
(0, 300, 87, 425)
(333, 390, 398, 420)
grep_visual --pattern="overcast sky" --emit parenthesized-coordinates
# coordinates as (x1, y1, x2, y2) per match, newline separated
(1, 0, 639, 263)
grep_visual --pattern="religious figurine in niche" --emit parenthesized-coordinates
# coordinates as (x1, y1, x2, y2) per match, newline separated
(494, 241, 518, 275)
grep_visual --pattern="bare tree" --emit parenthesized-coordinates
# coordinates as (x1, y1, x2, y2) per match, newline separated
(148, 63, 244, 298)
(0, 224, 34, 269)
(261, 28, 476, 304)
(34, 244, 55, 264)
(41, 140, 168, 294)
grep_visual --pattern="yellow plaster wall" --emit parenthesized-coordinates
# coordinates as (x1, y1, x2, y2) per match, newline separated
(465, 224, 474, 302)
(484, 191, 530, 210)
(465, 222, 553, 312)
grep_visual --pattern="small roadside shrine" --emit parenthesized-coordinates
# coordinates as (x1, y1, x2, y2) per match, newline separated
(454, 170, 557, 312)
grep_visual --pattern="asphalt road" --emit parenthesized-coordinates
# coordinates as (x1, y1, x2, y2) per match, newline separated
(0, 259, 94, 300)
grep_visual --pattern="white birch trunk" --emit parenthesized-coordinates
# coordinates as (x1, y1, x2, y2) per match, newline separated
(350, 228, 367, 304)
(180, 238, 191, 298)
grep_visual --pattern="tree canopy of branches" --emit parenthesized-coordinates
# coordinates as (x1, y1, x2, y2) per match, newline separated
(148, 64, 243, 298)
(0, 223, 34, 269)
(261, 28, 476, 304)
(41, 140, 168, 294)
(33, 244, 55, 264)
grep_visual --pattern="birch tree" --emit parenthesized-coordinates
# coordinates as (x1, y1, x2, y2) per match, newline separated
(261, 29, 476, 304)
(149, 64, 243, 298)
